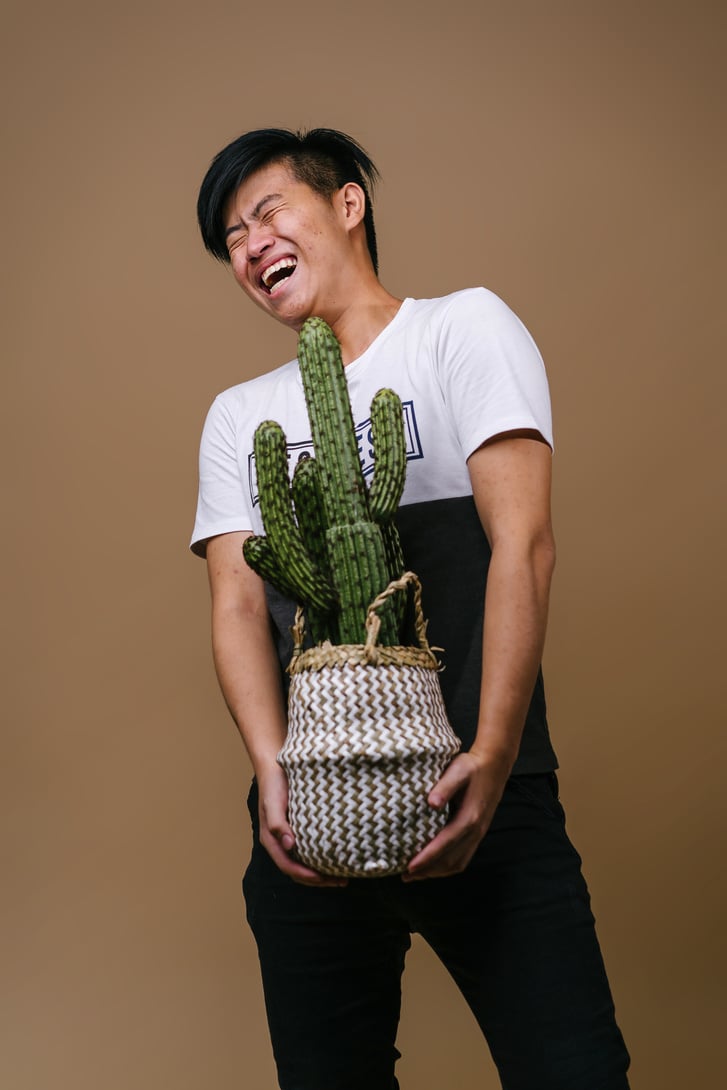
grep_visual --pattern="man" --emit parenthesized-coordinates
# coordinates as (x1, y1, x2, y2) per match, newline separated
(191, 127, 630, 1090)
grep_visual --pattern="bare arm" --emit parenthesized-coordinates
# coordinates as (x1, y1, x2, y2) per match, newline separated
(404, 432, 556, 880)
(206, 531, 345, 886)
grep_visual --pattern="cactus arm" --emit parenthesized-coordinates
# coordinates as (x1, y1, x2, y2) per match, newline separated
(254, 420, 336, 613)
(291, 456, 337, 643)
(243, 534, 333, 645)
(380, 518, 405, 584)
(291, 457, 331, 583)
(367, 388, 407, 524)
(379, 519, 406, 635)
(367, 388, 407, 634)
(242, 535, 300, 601)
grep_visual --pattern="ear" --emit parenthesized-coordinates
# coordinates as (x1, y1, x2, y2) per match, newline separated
(337, 182, 366, 232)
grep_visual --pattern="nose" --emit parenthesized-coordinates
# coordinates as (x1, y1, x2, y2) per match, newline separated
(246, 222, 274, 261)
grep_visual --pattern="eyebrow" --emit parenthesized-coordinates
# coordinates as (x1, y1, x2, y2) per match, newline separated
(224, 193, 283, 240)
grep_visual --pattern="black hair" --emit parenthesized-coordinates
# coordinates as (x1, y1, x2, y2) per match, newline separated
(197, 127, 381, 273)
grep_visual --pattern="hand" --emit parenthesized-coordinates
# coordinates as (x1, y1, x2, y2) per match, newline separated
(257, 763, 348, 888)
(402, 751, 510, 881)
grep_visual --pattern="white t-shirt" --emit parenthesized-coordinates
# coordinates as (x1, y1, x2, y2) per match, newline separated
(191, 286, 557, 770)
(191, 287, 552, 557)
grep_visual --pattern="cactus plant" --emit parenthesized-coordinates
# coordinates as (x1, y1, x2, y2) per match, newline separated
(243, 317, 407, 646)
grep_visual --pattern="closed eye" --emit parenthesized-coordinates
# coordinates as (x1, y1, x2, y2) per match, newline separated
(226, 231, 247, 257)
(260, 204, 283, 226)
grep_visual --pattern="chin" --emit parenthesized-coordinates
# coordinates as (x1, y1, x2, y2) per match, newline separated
(271, 298, 316, 329)
(264, 307, 307, 333)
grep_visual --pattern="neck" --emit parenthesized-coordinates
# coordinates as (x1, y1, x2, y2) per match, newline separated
(329, 289, 403, 365)
(308, 275, 402, 365)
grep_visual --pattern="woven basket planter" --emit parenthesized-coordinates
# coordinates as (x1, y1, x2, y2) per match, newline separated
(278, 572, 461, 878)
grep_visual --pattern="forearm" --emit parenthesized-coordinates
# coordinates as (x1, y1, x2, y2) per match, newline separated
(471, 535, 555, 772)
(211, 600, 288, 779)
(205, 532, 341, 886)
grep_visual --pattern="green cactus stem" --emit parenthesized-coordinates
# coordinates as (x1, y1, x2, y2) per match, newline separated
(297, 318, 403, 644)
(297, 319, 371, 527)
(243, 317, 408, 646)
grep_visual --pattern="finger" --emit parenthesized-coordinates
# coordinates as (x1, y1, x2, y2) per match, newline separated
(403, 835, 477, 881)
(403, 801, 485, 878)
(427, 754, 473, 809)
(404, 822, 469, 878)
(404, 859, 467, 882)
(407, 825, 457, 871)
(262, 801, 296, 850)
(260, 783, 348, 886)
(261, 832, 348, 887)
(415, 786, 482, 859)
(269, 823, 296, 853)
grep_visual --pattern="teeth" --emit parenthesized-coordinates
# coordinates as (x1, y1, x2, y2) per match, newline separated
(261, 257, 297, 289)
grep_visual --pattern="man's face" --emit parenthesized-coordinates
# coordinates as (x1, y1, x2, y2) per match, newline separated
(223, 161, 356, 330)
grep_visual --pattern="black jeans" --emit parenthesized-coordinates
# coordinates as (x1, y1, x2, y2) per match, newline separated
(243, 773, 630, 1090)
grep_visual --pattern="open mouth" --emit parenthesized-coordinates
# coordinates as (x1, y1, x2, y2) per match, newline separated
(261, 257, 297, 295)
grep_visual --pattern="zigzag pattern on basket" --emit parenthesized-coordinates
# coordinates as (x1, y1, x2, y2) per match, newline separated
(286, 665, 456, 760)
(280, 662, 461, 877)
(286, 755, 450, 878)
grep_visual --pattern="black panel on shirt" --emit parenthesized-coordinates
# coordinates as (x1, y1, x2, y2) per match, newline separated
(394, 495, 557, 773)
(263, 493, 557, 775)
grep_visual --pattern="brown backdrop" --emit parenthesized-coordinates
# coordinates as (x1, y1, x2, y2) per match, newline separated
(3, 2, 725, 1087)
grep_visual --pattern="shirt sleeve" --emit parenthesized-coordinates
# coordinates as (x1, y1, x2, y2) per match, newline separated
(434, 288, 553, 459)
(190, 391, 254, 557)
